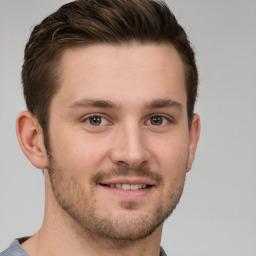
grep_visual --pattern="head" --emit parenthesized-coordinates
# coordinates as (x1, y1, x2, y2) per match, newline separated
(22, 0, 198, 151)
(18, 0, 200, 244)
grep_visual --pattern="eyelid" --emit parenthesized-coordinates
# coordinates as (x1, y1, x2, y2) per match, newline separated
(81, 113, 112, 126)
(145, 114, 173, 125)
(80, 113, 174, 126)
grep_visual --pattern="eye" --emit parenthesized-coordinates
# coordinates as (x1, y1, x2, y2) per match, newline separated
(84, 115, 109, 126)
(147, 115, 169, 126)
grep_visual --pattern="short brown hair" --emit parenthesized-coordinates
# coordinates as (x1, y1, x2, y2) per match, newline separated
(22, 0, 198, 147)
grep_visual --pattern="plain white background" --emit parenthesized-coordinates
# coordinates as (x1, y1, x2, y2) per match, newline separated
(0, 1, 256, 255)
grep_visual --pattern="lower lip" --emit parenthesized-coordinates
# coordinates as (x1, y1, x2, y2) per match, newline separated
(100, 185, 153, 199)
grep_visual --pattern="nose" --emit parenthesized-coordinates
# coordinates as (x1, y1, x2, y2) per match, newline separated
(109, 122, 151, 168)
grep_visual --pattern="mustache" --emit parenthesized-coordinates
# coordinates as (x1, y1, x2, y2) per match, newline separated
(90, 166, 163, 186)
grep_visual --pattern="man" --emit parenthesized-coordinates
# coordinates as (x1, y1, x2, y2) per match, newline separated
(1, 0, 200, 255)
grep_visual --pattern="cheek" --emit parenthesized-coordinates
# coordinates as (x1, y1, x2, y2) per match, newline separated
(49, 127, 110, 173)
(159, 140, 188, 201)
(153, 134, 189, 172)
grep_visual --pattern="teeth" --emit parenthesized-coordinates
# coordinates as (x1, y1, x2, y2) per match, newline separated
(107, 184, 148, 190)
(122, 184, 131, 190)
(116, 184, 122, 189)
(130, 184, 139, 190)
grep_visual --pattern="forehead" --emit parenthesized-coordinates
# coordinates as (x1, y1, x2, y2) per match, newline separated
(54, 43, 186, 108)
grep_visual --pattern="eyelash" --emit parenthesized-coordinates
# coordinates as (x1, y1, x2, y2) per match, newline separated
(82, 115, 111, 126)
(146, 115, 172, 126)
(82, 114, 173, 127)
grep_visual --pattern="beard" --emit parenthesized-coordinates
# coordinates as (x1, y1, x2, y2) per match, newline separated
(47, 151, 186, 243)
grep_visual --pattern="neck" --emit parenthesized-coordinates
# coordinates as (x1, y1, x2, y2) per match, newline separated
(21, 173, 163, 256)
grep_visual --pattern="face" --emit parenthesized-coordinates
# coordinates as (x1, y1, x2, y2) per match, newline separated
(46, 43, 198, 241)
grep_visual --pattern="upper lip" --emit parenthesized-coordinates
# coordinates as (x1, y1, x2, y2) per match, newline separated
(100, 177, 155, 186)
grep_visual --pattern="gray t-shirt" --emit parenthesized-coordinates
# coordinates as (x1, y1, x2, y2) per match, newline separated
(0, 238, 29, 256)
(1, 238, 167, 256)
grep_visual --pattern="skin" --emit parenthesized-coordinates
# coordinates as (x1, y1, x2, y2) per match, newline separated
(16, 43, 200, 256)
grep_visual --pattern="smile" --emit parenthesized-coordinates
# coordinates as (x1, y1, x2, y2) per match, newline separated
(103, 184, 150, 190)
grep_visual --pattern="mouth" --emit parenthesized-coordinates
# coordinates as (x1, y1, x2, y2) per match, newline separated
(98, 177, 156, 199)
(101, 183, 152, 190)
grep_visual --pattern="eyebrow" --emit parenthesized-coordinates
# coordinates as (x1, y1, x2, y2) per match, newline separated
(144, 99, 182, 110)
(69, 99, 118, 109)
(68, 98, 182, 111)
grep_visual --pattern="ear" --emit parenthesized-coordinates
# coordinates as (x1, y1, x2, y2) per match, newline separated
(186, 114, 200, 172)
(16, 111, 48, 169)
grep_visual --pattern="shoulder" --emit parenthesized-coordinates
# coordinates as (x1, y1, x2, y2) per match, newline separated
(160, 246, 167, 256)
(0, 239, 30, 256)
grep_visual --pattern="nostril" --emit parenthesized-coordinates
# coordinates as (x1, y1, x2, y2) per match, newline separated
(116, 161, 129, 167)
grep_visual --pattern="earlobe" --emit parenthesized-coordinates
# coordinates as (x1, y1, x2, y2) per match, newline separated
(186, 114, 200, 172)
(16, 111, 48, 169)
